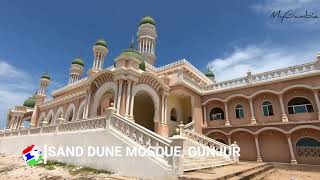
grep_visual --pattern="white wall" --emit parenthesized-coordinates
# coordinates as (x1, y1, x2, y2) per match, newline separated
(0, 129, 176, 180)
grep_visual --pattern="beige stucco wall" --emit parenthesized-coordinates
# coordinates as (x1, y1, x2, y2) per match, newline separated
(253, 93, 281, 123)
(258, 130, 291, 163)
(231, 132, 257, 161)
(227, 97, 251, 126)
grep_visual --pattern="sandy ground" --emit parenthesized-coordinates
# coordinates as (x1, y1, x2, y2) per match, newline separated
(182, 162, 320, 180)
(0, 155, 138, 180)
(262, 166, 320, 180)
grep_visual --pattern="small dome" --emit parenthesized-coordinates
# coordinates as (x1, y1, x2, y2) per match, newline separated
(95, 39, 107, 47)
(205, 69, 215, 77)
(41, 73, 50, 80)
(139, 16, 156, 26)
(116, 43, 146, 62)
(23, 96, 36, 108)
(72, 57, 84, 67)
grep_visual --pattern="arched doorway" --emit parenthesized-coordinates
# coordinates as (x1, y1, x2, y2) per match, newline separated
(97, 91, 114, 116)
(133, 91, 155, 131)
(167, 93, 192, 137)
(90, 82, 117, 117)
(231, 131, 256, 161)
(259, 130, 290, 163)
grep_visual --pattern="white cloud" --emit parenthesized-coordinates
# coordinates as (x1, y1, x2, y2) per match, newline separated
(207, 43, 319, 81)
(0, 60, 37, 129)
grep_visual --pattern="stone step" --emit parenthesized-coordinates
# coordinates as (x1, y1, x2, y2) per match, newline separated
(183, 160, 234, 172)
(227, 164, 274, 180)
(250, 168, 275, 180)
(183, 157, 228, 163)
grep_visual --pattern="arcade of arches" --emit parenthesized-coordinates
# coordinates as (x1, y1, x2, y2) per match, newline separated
(207, 127, 320, 165)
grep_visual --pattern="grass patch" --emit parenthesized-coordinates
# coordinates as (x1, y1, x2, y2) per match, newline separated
(69, 166, 112, 175)
(38, 160, 112, 175)
(44, 165, 55, 170)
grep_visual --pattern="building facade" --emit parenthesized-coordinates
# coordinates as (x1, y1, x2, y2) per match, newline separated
(4, 16, 320, 165)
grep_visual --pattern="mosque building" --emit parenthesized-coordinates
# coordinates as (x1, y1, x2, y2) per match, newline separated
(3, 16, 320, 165)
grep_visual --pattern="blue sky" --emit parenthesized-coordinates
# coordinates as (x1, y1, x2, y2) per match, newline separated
(0, 0, 320, 128)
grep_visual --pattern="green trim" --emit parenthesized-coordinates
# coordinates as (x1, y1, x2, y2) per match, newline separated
(205, 69, 215, 77)
(72, 58, 84, 67)
(95, 39, 107, 47)
(41, 73, 50, 80)
(139, 16, 156, 26)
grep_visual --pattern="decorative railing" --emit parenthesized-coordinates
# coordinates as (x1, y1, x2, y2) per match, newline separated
(184, 121, 195, 131)
(184, 129, 238, 161)
(20, 129, 29, 135)
(58, 117, 106, 132)
(52, 77, 88, 94)
(0, 116, 106, 137)
(252, 61, 317, 82)
(151, 59, 211, 83)
(109, 114, 172, 162)
(145, 62, 158, 72)
(42, 125, 56, 134)
(30, 127, 41, 134)
(180, 60, 320, 93)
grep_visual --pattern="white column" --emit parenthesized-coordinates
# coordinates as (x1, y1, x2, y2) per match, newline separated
(286, 134, 297, 164)
(125, 80, 132, 117)
(249, 98, 257, 124)
(278, 94, 288, 122)
(117, 80, 123, 114)
(164, 96, 168, 124)
(161, 94, 165, 124)
(151, 40, 154, 53)
(224, 102, 230, 126)
(83, 91, 91, 119)
(313, 90, 320, 120)
(203, 105, 207, 127)
(254, 135, 262, 162)
(130, 94, 134, 120)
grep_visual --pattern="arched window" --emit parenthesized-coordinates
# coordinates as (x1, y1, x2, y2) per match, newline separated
(68, 109, 73, 121)
(235, 104, 244, 119)
(209, 108, 224, 120)
(288, 97, 314, 114)
(262, 101, 274, 116)
(296, 137, 320, 147)
(296, 137, 320, 158)
(170, 108, 177, 122)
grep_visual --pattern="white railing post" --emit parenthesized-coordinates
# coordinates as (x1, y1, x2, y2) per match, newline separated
(105, 105, 116, 130)
(169, 135, 186, 175)
(178, 122, 185, 136)
(230, 141, 240, 163)
(56, 114, 65, 133)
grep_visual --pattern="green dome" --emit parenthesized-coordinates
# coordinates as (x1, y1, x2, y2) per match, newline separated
(116, 43, 146, 62)
(72, 57, 84, 67)
(139, 61, 145, 71)
(139, 16, 156, 26)
(23, 96, 36, 108)
(95, 39, 107, 47)
(41, 73, 50, 80)
(205, 69, 215, 77)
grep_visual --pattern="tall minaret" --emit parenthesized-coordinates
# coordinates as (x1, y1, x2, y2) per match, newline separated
(69, 57, 84, 84)
(36, 73, 51, 104)
(88, 39, 109, 76)
(137, 16, 157, 65)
